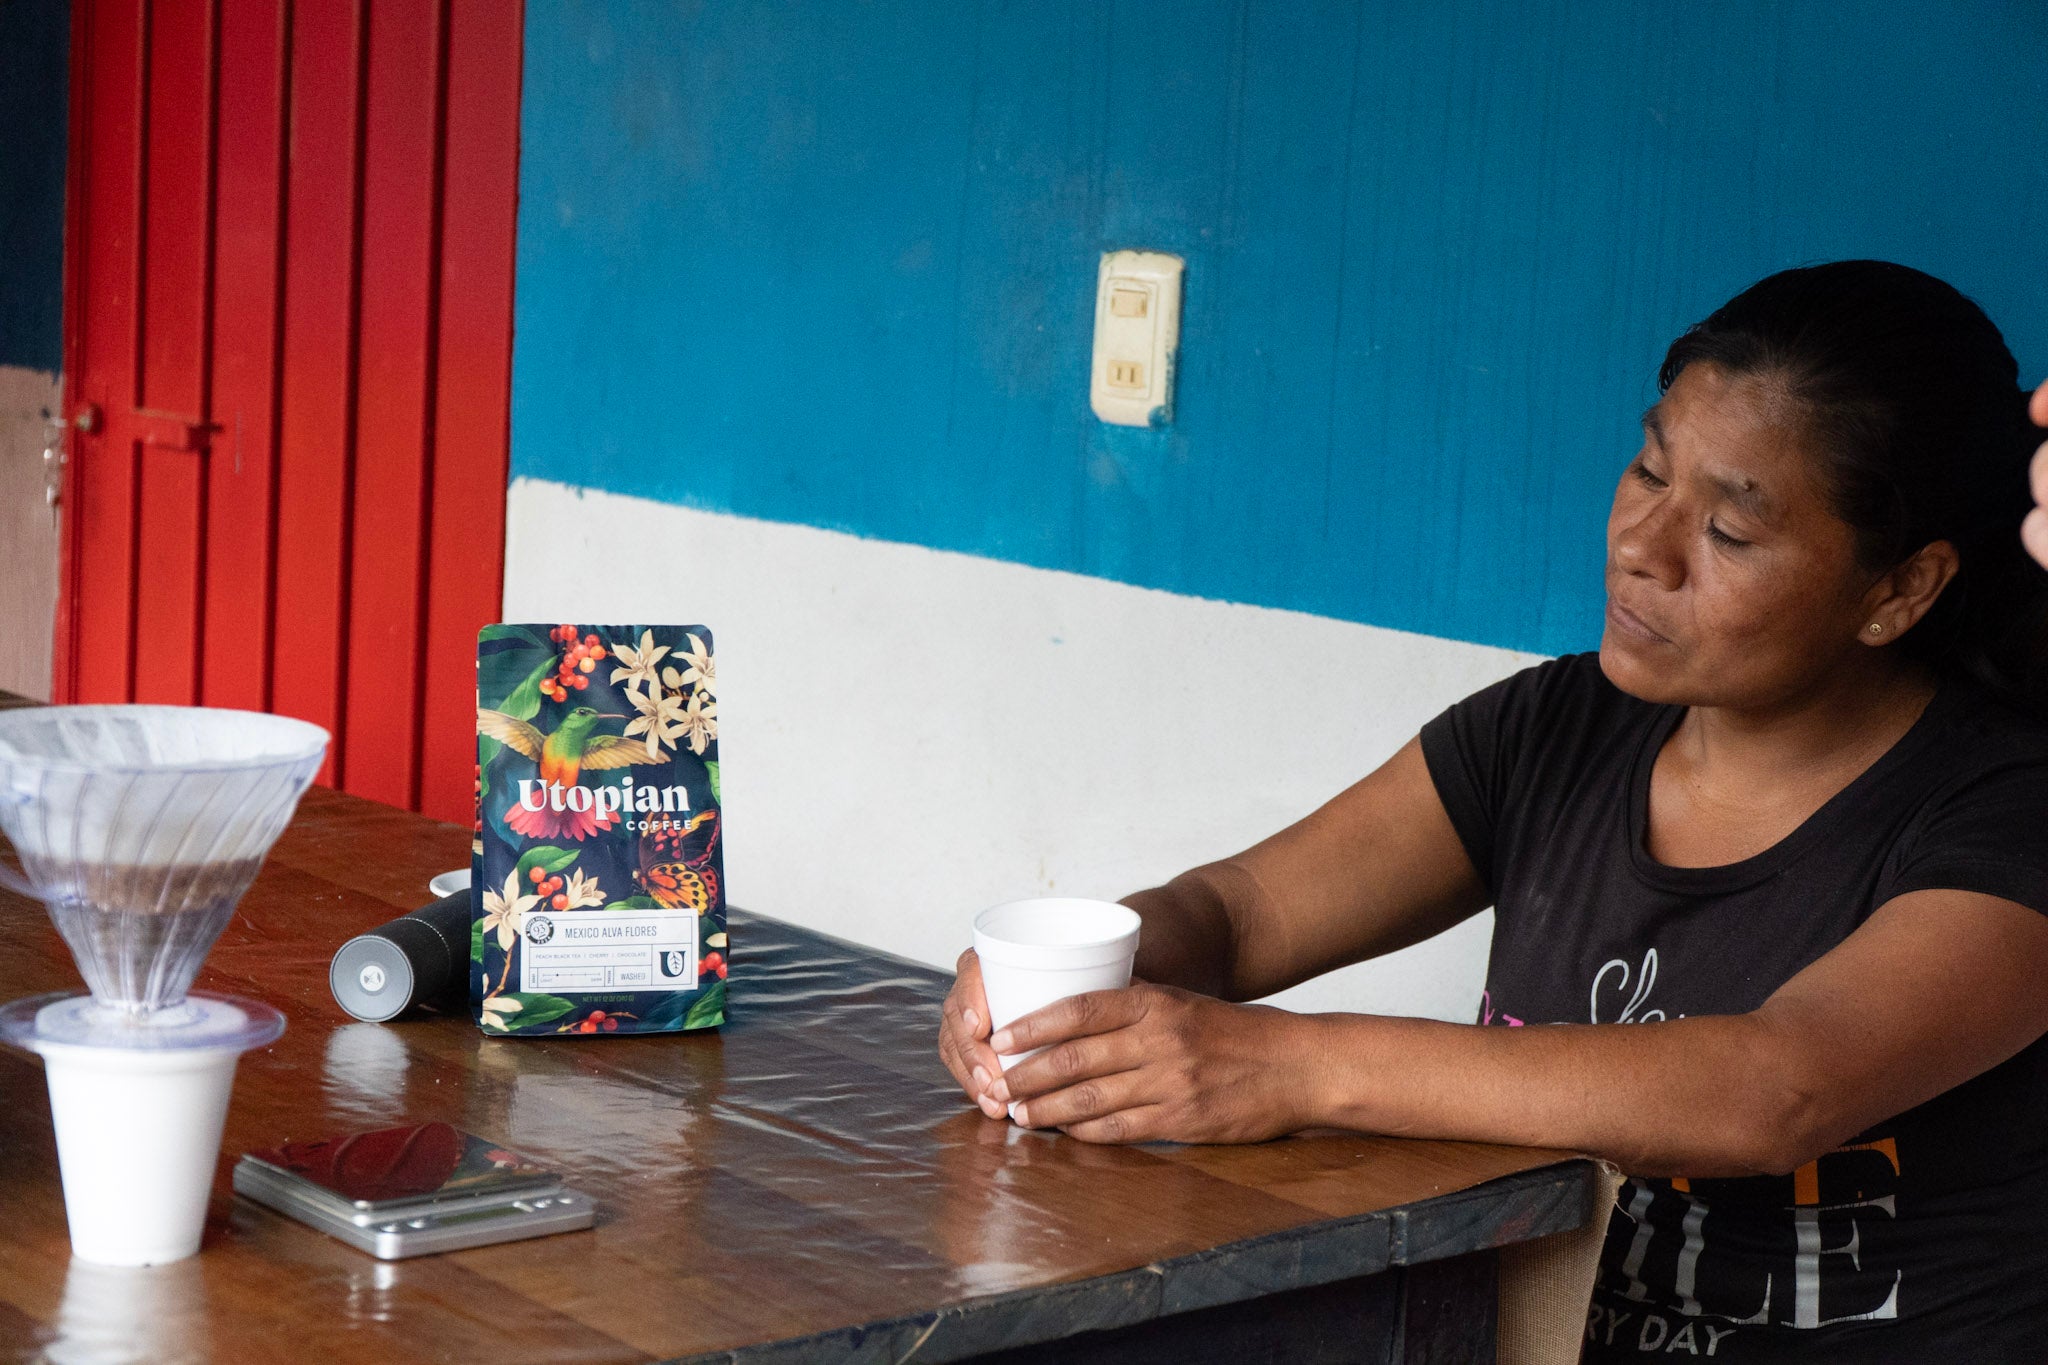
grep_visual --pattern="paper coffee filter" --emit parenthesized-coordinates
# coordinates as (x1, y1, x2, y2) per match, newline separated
(0, 707, 326, 1012)
(0, 705, 327, 770)
(0, 707, 327, 867)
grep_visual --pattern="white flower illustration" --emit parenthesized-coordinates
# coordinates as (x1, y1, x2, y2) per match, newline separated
(671, 633, 715, 698)
(480, 869, 540, 951)
(479, 994, 524, 1032)
(561, 867, 605, 909)
(608, 629, 670, 695)
(676, 689, 718, 756)
(624, 683, 688, 760)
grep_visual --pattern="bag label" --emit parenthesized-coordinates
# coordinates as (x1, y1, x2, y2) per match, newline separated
(520, 908, 699, 993)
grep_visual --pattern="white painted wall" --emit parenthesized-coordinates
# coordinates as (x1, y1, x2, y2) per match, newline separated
(504, 478, 1543, 1022)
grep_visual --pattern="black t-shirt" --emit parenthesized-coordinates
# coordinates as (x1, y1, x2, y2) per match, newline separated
(1420, 652, 2048, 1362)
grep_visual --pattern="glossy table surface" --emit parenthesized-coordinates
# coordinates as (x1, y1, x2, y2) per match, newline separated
(0, 769, 1596, 1363)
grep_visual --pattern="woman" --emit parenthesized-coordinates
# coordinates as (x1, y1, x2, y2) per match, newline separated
(939, 262, 2048, 1359)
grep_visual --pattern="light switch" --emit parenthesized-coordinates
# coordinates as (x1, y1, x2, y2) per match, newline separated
(1091, 250, 1182, 426)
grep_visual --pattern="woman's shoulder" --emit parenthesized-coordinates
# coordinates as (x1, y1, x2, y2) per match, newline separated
(1878, 677, 2048, 914)
(1421, 651, 1660, 889)
(1923, 674, 2048, 769)
(1424, 650, 1660, 791)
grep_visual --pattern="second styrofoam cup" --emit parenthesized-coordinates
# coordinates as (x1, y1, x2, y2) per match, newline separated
(972, 897, 1141, 1122)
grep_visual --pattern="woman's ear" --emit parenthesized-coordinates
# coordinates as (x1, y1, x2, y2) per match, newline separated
(1863, 540, 1961, 642)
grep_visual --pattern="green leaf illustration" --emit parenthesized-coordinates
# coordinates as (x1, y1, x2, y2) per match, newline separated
(502, 992, 577, 1030)
(684, 979, 727, 1029)
(609, 895, 662, 910)
(638, 993, 685, 1029)
(514, 845, 581, 882)
(481, 654, 557, 772)
(496, 653, 556, 719)
(705, 760, 720, 805)
(470, 919, 485, 964)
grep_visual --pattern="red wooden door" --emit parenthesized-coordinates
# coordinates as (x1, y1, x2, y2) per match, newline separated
(59, 0, 521, 823)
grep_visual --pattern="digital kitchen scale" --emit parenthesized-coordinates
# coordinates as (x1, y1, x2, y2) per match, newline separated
(233, 1121, 594, 1259)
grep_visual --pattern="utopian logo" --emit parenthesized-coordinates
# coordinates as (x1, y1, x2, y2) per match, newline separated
(516, 773, 692, 818)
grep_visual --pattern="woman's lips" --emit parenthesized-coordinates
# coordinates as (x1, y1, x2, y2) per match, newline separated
(1606, 601, 1671, 644)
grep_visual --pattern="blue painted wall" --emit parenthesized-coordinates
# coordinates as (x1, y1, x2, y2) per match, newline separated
(0, 0, 69, 373)
(513, 0, 2048, 657)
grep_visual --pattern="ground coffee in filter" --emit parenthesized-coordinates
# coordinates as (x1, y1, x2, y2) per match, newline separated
(471, 624, 726, 1037)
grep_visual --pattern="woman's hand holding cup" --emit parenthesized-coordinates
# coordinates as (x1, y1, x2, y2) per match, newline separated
(942, 897, 1146, 1121)
(937, 894, 1328, 1144)
(984, 983, 1321, 1144)
(939, 948, 1006, 1120)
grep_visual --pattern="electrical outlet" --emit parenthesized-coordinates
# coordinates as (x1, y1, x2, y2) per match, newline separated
(1091, 251, 1182, 426)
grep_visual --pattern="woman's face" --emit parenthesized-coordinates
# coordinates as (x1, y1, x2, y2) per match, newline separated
(1600, 362, 1883, 709)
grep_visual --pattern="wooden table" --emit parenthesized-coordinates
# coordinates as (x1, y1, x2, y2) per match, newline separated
(0, 777, 1598, 1364)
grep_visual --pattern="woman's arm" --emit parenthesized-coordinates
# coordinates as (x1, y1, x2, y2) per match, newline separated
(937, 735, 1493, 1114)
(990, 887, 2048, 1173)
(1121, 736, 1493, 1000)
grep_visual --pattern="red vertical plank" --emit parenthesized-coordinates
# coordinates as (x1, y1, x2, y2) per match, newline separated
(272, 0, 365, 783)
(131, 0, 214, 706)
(341, 0, 444, 808)
(418, 0, 520, 823)
(202, 0, 288, 713)
(68, 0, 146, 704)
(137, 0, 210, 414)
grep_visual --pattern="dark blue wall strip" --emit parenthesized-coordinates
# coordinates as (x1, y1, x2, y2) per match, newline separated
(0, 0, 70, 374)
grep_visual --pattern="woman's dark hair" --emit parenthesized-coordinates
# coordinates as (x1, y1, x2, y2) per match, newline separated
(1659, 260, 2048, 715)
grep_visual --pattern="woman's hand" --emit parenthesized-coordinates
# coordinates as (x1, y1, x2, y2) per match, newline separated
(938, 948, 1006, 1119)
(986, 984, 1325, 1144)
(2023, 380, 2048, 569)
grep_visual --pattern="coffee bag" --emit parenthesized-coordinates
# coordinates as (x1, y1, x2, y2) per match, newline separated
(471, 623, 725, 1036)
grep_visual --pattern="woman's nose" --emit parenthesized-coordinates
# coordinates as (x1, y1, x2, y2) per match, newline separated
(1611, 498, 1685, 588)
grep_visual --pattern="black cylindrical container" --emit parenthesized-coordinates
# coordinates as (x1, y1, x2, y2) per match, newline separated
(330, 890, 472, 1022)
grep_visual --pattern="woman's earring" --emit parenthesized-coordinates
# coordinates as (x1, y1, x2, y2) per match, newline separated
(1868, 622, 1885, 636)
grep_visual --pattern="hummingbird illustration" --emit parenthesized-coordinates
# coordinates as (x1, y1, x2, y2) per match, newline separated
(478, 705, 669, 841)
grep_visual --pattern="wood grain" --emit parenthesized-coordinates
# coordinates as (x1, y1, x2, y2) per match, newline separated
(0, 769, 1593, 1362)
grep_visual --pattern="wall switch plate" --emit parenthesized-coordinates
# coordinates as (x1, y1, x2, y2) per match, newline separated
(1090, 250, 1182, 427)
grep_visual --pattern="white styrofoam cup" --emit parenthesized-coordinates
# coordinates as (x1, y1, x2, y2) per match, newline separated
(972, 897, 1141, 1122)
(40, 1040, 245, 1265)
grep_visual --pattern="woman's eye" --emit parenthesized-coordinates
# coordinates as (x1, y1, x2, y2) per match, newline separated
(1708, 523, 1750, 549)
(1630, 460, 1666, 488)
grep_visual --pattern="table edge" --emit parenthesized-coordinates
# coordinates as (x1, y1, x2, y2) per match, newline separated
(663, 1156, 1602, 1365)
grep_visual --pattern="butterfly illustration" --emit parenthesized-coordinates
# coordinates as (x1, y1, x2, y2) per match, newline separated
(635, 808, 721, 913)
